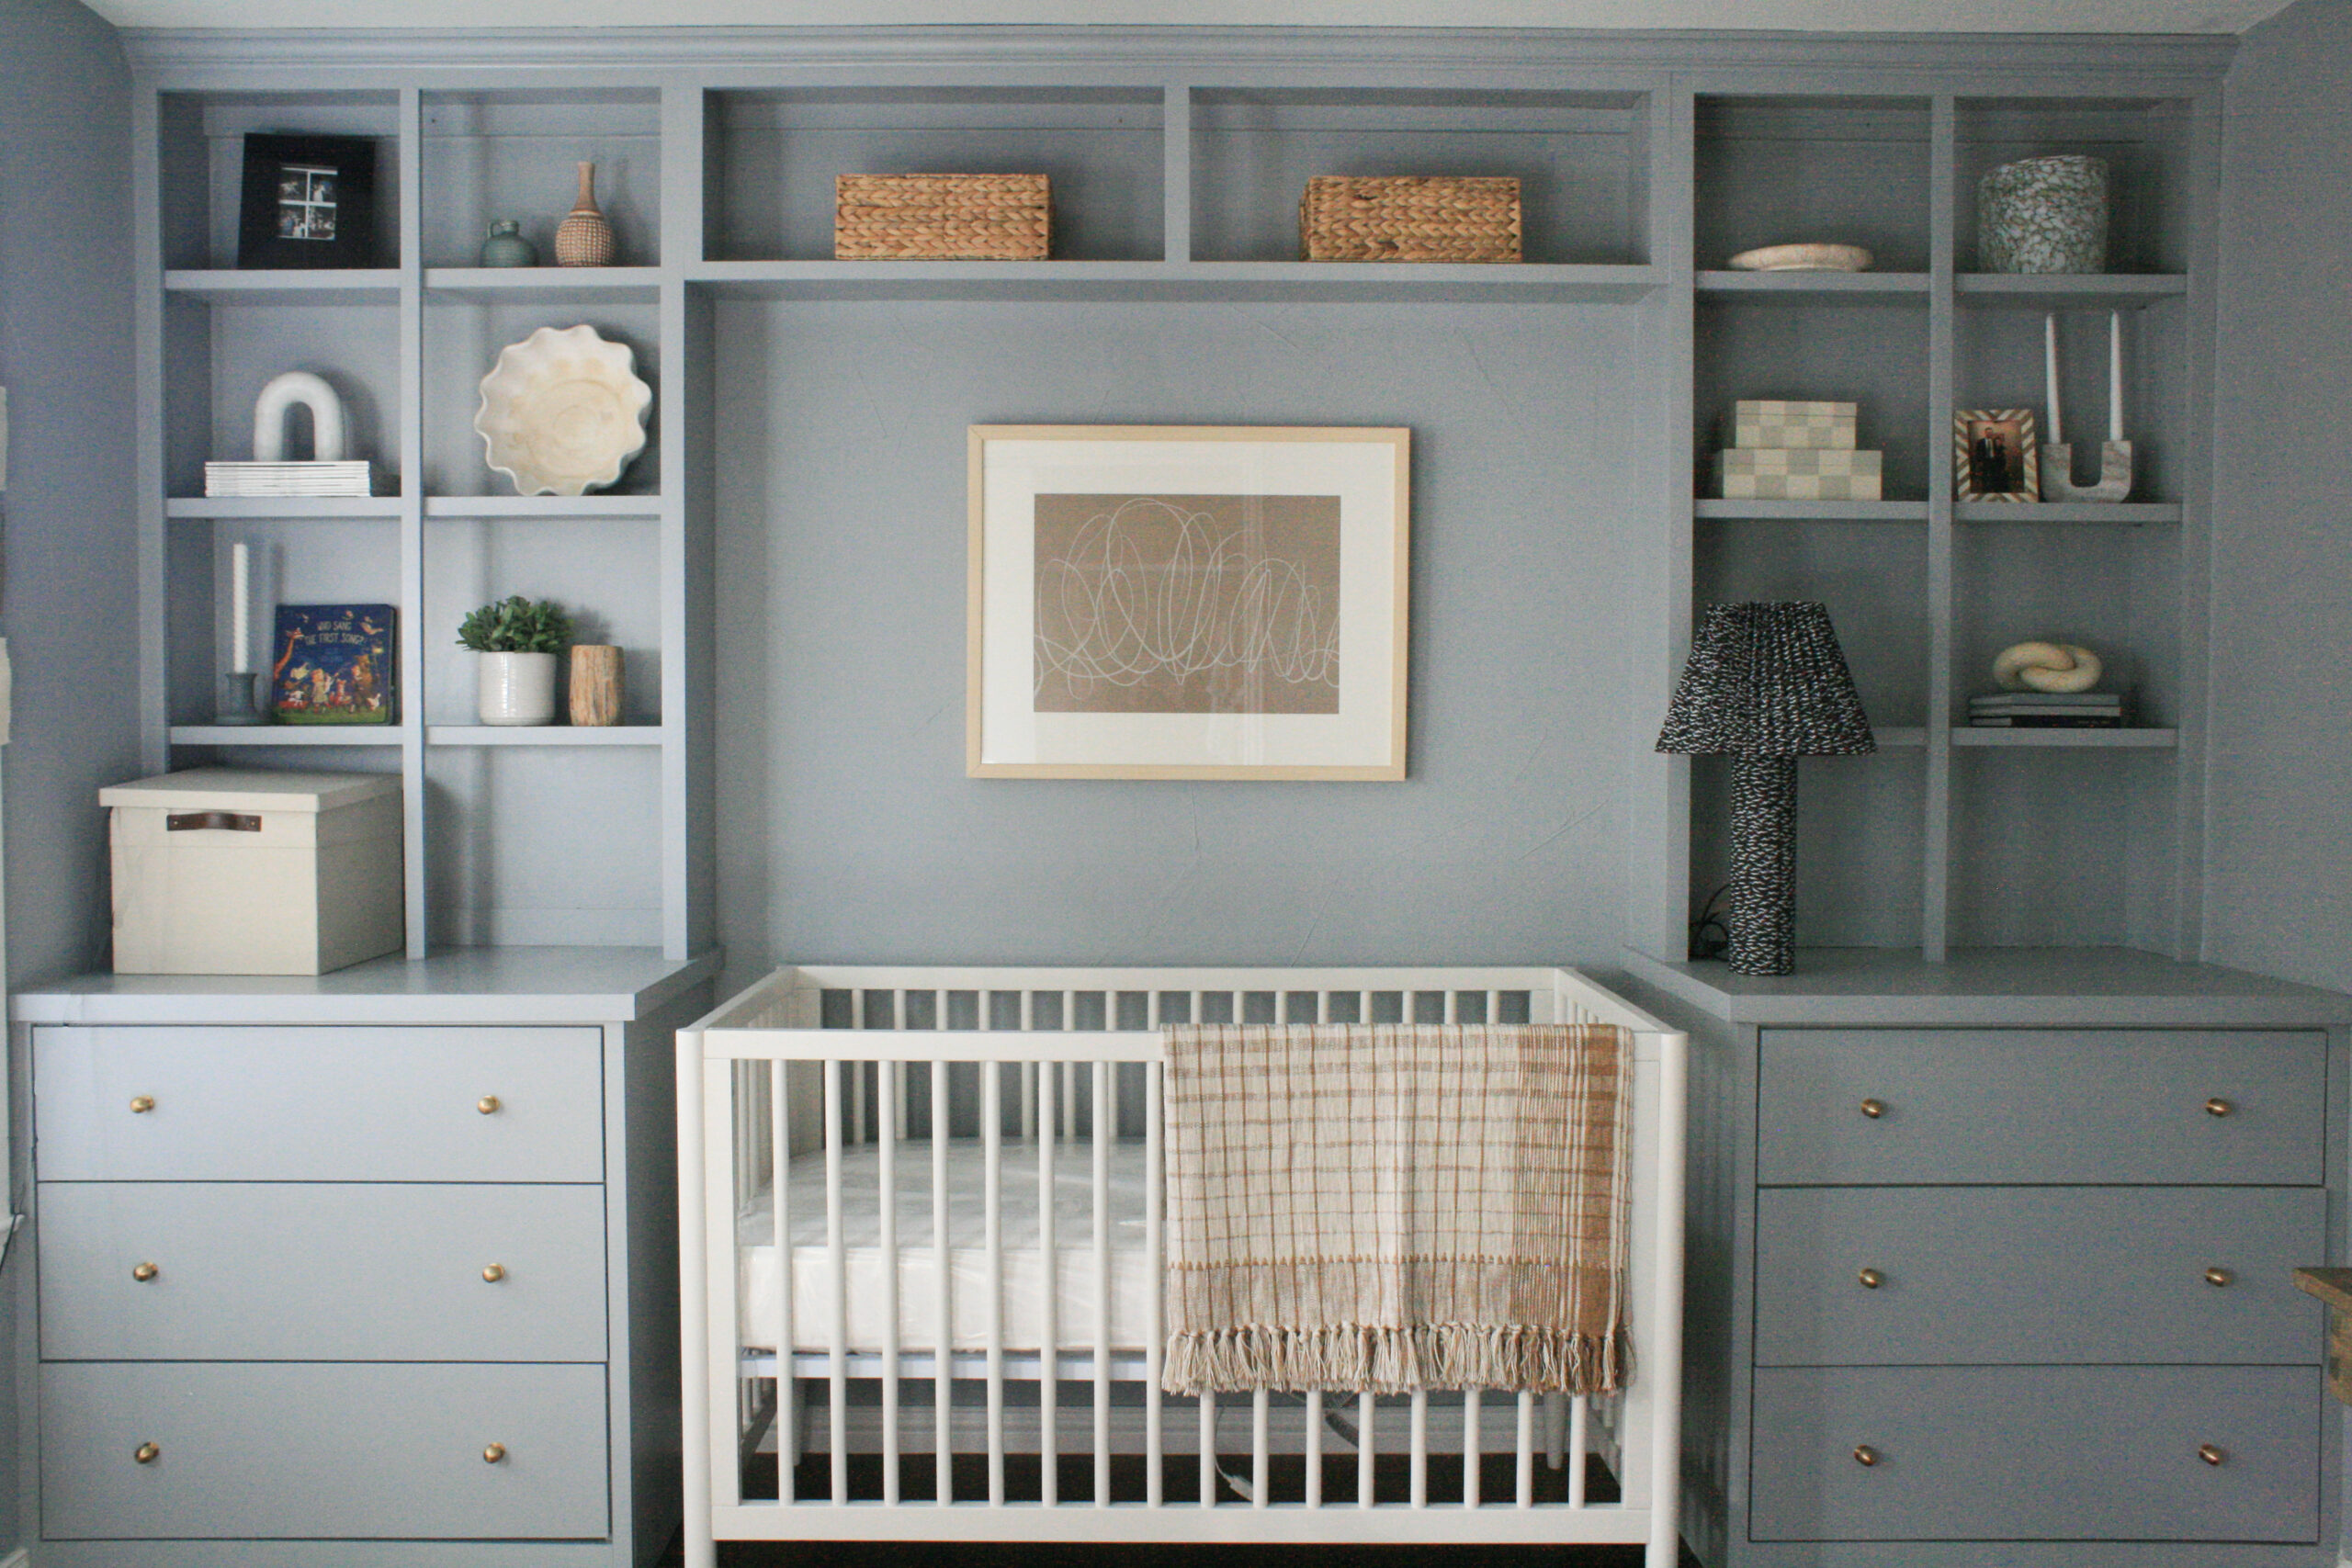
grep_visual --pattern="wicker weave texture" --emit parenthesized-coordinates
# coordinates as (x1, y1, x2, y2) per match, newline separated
(1300, 175, 1522, 264)
(835, 174, 1051, 261)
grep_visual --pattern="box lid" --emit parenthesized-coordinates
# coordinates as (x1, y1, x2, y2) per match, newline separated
(100, 768, 400, 815)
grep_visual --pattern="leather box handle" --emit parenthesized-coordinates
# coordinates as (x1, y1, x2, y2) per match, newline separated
(165, 811, 261, 833)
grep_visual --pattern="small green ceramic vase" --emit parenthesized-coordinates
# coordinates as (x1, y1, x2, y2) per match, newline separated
(479, 219, 537, 268)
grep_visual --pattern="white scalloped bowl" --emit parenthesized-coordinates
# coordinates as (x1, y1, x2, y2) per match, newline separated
(474, 324, 653, 496)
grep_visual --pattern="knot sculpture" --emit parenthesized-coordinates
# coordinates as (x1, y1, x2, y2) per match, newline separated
(1993, 640, 2102, 693)
(252, 371, 346, 463)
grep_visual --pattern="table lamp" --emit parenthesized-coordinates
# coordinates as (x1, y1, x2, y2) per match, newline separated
(1656, 602, 1876, 976)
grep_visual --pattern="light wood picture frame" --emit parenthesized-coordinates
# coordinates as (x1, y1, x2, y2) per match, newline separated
(1954, 408, 2041, 502)
(967, 424, 1410, 780)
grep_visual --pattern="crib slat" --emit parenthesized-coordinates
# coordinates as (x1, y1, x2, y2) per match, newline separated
(1145, 1057, 1165, 1508)
(1305, 1388, 1322, 1510)
(1464, 1388, 1481, 1508)
(1093, 1063, 1112, 1508)
(1410, 1389, 1428, 1508)
(1358, 1393, 1374, 1508)
(1020, 993, 1036, 1139)
(1568, 1395, 1589, 1507)
(984, 1063, 1004, 1506)
(879, 1059, 900, 1506)
(771, 1062, 795, 1504)
(1251, 1388, 1269, 1508)
(825, 1060, 848, 1506)
(933, 1056, 952, 1506)
(893, 992, 910, 1134)
(1199, 1393, 1216, 1509)
(1516, 1390, 1534, 1507)
(1037, 1062, 1057, 1506)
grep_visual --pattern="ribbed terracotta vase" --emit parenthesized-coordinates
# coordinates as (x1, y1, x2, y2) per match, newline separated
(554, 162, 616, 268)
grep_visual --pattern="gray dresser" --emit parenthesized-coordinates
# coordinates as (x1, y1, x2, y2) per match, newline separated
(17, 948, 718, 1568)
(1622, 947, 2352, 1568)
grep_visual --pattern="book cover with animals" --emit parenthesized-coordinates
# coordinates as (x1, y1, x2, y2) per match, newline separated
(271, 604, 395, 724)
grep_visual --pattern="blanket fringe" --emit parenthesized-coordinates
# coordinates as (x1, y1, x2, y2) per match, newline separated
(1161, 1323, 1632, 1397)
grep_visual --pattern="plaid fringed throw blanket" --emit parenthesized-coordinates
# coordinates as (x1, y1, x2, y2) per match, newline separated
(1161, 1021, 1633, 1397)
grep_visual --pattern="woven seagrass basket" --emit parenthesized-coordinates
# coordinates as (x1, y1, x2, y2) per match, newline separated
(1300, 175, 1522, 263)
(835, 173, 1051, 261)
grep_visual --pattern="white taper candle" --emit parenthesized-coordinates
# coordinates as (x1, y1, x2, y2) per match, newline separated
(230, 540, 251, 674)
(2044, 314, 2064, 446)
(2109, 310, 2124, 443)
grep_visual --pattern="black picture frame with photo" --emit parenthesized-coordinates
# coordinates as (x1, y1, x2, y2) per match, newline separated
(237, 133, 379, 270)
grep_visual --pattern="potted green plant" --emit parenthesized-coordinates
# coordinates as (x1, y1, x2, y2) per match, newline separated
(458, 595, 572, 726)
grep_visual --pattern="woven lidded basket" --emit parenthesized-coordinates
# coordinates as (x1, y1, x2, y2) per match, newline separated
(835, 174, 1051, 262)
(1300, 175, 1522, 263)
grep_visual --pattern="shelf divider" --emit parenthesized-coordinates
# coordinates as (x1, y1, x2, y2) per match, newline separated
(426, 725, 665, 748)
(169, 724, 407, 747)
(1696, 500, 1928, 523)
(168, 496, 402, 519)
(1951, 727, 2179, 749)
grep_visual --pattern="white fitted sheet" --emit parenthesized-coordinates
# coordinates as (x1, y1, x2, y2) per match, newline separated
(737, 1136, 1154, 1354)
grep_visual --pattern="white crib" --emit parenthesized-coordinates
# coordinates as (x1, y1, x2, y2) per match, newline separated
(677, 965, 1687, 1564)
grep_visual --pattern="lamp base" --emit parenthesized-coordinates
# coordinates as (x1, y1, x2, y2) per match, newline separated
(1726, 753, 1797, 976)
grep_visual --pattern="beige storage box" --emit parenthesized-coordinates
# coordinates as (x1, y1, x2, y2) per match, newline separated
(104, 769, 402, 976)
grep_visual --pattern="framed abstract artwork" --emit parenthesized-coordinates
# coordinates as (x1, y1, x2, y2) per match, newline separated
(967, 424, 1410, 780)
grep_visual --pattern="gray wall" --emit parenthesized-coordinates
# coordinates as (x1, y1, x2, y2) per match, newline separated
(0, 0, 138, 1552)
(2205, 0, 2352, 993)
(715, 298, 1649, 979)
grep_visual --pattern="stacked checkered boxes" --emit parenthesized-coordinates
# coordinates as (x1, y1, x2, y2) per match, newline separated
(1714, 400, 1883, 501)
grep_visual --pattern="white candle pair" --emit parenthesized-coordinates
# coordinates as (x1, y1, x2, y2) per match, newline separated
(2044, 310, 2127, 446)
(230, 540, 252, 675)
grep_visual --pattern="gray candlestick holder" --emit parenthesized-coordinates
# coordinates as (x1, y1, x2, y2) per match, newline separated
(215, 671, 266, 725)
(2038, 439, 2133, 502)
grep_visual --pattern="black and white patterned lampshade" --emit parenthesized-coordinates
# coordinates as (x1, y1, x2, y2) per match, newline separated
(1655, 602, 1876, 759)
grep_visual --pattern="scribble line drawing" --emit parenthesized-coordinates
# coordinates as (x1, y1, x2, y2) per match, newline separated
(1034, 494, 1340, 715)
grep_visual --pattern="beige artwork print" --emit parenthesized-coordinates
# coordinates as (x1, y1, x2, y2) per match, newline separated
(1033, 493, 1341, 716)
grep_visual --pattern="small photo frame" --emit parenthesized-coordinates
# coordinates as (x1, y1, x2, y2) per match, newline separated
(1954, 408, 2040, 502)
(239, 133, 379, 270)
(968, 424, 1410, 780)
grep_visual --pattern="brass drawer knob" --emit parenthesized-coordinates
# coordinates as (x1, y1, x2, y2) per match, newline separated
(131, 1262, 159, 1283)
(1853, 1445, 1879, 1467)
(2205, 1267, 2233, 1288)
(2205, 1098, 2232, 1117)
(481, 1264, 507, 1283)
(1858, 1268, 1884, 1290)
(134, 1442, 160, 1465)
(477, 1096, 502, 1115)
(130, 1096, 155, 1114)
(2199, 1443, 2225, 1466)
(483, 1442, 507, 1464)
(1859, 1099, 1885, 1119)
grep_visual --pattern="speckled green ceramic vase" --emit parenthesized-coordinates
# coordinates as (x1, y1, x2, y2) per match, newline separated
(1978, 154, 2109, 274)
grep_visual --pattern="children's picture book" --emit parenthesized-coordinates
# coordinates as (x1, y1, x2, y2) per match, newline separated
(271, 604, 396, 724)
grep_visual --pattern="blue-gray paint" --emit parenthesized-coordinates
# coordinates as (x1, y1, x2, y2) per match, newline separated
(2207, 0, 2352, 994)
(713, 298, 1645, 980)
(0, 3, 137, 1557)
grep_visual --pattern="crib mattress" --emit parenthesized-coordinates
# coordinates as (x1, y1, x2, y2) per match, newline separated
(736, 1136, 1155, 1354)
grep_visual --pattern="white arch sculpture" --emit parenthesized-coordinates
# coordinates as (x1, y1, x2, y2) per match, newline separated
(252, 371, 347, 463)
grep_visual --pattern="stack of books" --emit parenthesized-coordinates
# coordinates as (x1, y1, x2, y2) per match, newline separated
(1969, 691, 2126, 728)
(1714, 399, 1883, 501)
(204, 460, 377, 498)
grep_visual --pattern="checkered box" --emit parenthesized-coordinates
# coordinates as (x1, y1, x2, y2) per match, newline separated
(1733, 400, 1860, 450)
(1715, 447, 1884, 500)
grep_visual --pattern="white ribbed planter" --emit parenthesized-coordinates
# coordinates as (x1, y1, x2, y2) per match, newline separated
(476, 650, 558, 726)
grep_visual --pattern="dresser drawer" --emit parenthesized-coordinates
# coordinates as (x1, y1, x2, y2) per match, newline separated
(1750, 1364, 2320, 1542)
(40, 1360, 608, 1540)
(1754, 1185, 2326, 1366)
(34, 1026, 603, 1182)
(40, 1182, 607, 1362)
(1757, 1028, 2325, 1185)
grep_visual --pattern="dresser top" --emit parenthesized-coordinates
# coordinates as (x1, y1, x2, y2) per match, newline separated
(1619, 945, 2352, 1028)
(14, 946, 722, 1026)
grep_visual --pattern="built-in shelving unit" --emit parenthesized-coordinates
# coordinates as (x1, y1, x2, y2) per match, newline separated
(127, 38, 2221, 977)
(1667, 81, 2212, 964)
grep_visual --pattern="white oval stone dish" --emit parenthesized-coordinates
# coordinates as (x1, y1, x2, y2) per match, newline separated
(1727, 242, 1874, 272)
(474, 324, 652, 496)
